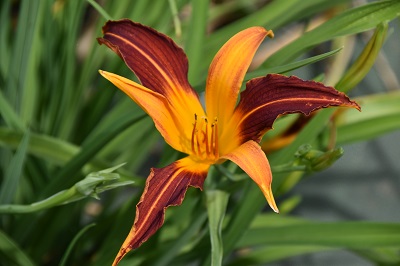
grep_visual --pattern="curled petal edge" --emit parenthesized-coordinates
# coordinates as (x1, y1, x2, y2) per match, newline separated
(233, 74, 361, 143)
(112, 157, 210, 265)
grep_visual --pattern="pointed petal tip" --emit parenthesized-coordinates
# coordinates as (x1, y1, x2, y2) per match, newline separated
(262, 184, 279, 213)
(112, 251, 125, 266)
(98, 69, 109, 77)
(271, 204, 280, 214)
(250, 27, 274, 38)
(221, 141, 279, 213)
(112, 241, 131, 266)
(350, 101, 362, 112)
(110, 158, 209, 265)
(335, 92, 361, 112)
(98, 69, 112, 80)
(266, 29, 274, 38)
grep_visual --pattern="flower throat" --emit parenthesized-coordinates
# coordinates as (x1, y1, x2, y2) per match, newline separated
(191, 114, 219, 161)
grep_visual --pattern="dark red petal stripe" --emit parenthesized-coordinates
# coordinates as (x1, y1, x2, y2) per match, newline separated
(113, 160, 207, 265)
(235, 74, 361, 142)
(98, 19, 194, 96)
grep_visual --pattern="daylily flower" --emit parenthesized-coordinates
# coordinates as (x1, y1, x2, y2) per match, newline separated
(98, 19, 360, 265)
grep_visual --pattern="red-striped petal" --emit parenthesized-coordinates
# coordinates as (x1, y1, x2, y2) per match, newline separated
(112, 157, 210, 265)
(98, 20, 206, 154)
(98, 19, 195, 98)
(232, 74, 361, 143)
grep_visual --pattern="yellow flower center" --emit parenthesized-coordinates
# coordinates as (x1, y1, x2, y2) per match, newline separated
(190, 114, 219, 162)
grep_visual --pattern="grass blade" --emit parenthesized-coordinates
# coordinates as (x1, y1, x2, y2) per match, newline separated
(0, 130, 30, 204)
(87, 0, 112, 20)
(42, 113, 146, 197)
(206, 190, 229, 266)
(336, 92, 400, 145)
(59, 223, 96, 266)
(265, 0, 400, 66)
(0, 229, 35, 266)
(238, 221, 400, 248)
(5, 0, 40, 110)
(185, 0, 210, 85)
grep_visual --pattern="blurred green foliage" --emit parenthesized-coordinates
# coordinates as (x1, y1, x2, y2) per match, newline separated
(0, 0, 399, 265)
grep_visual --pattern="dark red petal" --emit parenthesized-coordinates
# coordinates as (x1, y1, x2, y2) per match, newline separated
(234, 74, 361, 142)
(112, 157, 209, 265)
(98, 19, 195, 97)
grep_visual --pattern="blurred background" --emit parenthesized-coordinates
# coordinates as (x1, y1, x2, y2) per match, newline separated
(0, 0, 399, 265)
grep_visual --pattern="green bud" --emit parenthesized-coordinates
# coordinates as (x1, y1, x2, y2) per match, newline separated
(310, 147, 344, 171)
(295, 145, 344, 172)
(336, 22, 388, 93)
(75, 163, 131, 199)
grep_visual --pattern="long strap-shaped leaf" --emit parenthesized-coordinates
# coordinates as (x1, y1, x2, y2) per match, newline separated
(265, 0, 400, 66)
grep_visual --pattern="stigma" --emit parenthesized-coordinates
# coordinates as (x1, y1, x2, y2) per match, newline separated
(191, 114, 219, 161)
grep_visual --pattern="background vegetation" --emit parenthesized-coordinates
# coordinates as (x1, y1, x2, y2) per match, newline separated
(0, 0, 399, 265)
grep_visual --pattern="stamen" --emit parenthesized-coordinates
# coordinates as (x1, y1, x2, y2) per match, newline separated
(211, 124, 215, 156)
(190, 114, 218, 160)
(196, 129, 201, 157)
(191, 114, 197, 155)
(213, 118, 219, 157)
(204, 118, 210, 156)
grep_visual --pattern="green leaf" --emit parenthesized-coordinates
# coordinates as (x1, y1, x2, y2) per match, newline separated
(206, 190, 229, 266)
(238, 221, 400, 248)
(0, 130, 30, 204)
(245, 48, 342, 81)
(265, 0, 400, 66)
(198, 0, 351, 77)
(185, 0, 210, 85)
(220, 181, 266, 258)
(87, 0, 113, 20)
(59, 223, 96, 266)
(0, 126, 80, 166)
(168, 0, 182, 38)
(147, 211, 208, 266)
(0, 229, 36, 266)
(228, 245, 333, 266)
(353, 248, 400, 265)
(206, 0, 350, 54)
(336, 92, 400, 144)
(0, 90, 25, 131)
(41, 113, 146, 196)
(0, 1, 11, 76)
(4, 0, 40, 111)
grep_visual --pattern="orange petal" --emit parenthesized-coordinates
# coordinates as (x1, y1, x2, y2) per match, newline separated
(98, 20, 205, 149)
(205, 27, 273, 129)
(233, 74, 361, 143)
(113, 157, 210, 265)
(100, 70, 192, 153)
(221, 140, 279, 213)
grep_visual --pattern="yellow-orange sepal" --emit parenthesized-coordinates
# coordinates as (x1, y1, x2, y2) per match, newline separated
(222, 140, 279, 213)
